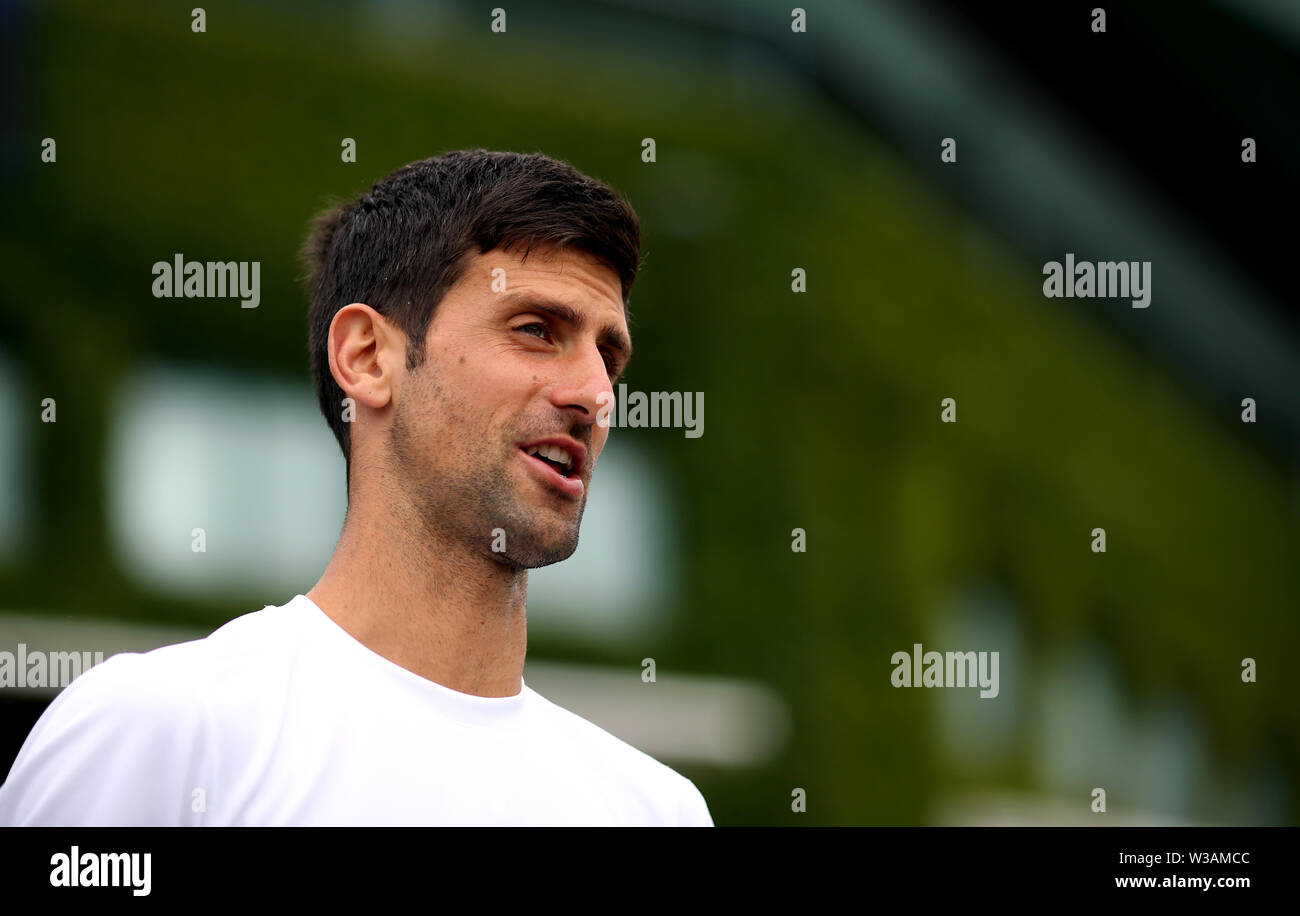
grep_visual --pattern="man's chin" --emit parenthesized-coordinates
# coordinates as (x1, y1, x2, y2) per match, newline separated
(490, 524, 581, 570)
(487, 477, 587, 567)
(493, 546, 578, 570)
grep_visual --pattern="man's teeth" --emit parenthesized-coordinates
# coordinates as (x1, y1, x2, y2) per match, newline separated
(525, 444, 573, 472)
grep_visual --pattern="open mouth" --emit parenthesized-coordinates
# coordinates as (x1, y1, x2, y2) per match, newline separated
(521, 443, 577, 478)
(518, 437, 586, 498)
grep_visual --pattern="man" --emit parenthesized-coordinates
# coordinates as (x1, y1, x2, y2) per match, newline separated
(0, 149, 714, 826)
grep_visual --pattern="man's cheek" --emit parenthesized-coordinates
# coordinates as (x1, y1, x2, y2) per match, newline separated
(595, 391, 615, 431)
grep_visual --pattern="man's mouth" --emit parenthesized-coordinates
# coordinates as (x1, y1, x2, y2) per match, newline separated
(522, 443, 577, 478)
(518, 437, 587, 498)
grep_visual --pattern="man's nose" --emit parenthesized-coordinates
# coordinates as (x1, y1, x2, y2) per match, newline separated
(548, 344, 612, 421)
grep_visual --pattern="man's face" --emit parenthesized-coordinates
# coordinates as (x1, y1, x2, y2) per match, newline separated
(387, 245, 631, 569)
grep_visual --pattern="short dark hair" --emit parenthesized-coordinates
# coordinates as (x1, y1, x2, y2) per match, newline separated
(300, 149, 642, 478)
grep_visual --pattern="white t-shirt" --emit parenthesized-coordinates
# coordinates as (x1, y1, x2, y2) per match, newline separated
(0, 595, 714, 826)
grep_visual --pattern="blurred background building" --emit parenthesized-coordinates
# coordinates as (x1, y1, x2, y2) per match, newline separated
(0, 0, 1297, 824)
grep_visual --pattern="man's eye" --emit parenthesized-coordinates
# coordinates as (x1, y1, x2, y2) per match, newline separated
(517, 323, 550, 340)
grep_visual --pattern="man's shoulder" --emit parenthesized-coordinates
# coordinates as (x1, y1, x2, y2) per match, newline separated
(54, 598, 306, 714)
(524, 686, 714, 825)
(0, 598, 316, 825)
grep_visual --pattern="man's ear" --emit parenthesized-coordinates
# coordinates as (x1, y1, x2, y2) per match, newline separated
(327, 303, 404, 409)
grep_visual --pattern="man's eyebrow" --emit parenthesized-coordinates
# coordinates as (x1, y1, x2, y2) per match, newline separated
(499, 292, 633, 361)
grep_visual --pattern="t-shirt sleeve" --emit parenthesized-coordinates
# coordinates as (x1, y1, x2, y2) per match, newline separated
(0, 653, 212, 826)
(677, 776, 714, 826)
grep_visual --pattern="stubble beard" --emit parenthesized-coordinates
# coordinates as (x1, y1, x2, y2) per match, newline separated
(388, 363, 586, 572)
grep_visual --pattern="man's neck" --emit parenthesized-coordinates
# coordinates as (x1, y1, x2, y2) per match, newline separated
(306, 490, 528, 699)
